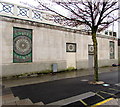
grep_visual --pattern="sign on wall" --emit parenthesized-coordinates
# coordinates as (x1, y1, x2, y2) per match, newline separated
(110, 41, 115, 59)
(66, 43, 76, 52)
(13, 27, 32, 63)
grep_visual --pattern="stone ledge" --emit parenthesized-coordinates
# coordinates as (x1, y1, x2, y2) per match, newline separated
(34, 101, 44, 105)
(15, 99, 33, 105)
(0, 15, 118, 41)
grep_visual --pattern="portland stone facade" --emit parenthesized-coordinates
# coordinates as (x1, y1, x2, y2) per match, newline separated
(0, 1, 118, 76)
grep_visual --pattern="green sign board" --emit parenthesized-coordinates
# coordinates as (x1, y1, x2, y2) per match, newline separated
(13, 27, 32, 63)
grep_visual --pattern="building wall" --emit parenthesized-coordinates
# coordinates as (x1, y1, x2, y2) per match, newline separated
(118, 39, 120, 64)
(0, 16, 118, 76)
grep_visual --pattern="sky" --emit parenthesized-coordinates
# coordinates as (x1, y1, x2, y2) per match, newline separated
(1, 0, 119, 36)
(1, 0, 37, 5)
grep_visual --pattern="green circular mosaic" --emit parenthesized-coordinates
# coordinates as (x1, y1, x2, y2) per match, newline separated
(14, 36, 32, 55)
(110, 47, 114, 54)
(68, 44, 75, 51)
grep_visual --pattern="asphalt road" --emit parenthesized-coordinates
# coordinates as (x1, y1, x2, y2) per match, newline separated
(11, 69, 120, 105)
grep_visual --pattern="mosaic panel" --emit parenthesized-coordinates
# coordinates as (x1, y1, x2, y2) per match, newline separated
(88, 45, 94, 55)
(110, 41, 115, 59)
(13, 27, 32, 63)
(66, 43, 76, 52)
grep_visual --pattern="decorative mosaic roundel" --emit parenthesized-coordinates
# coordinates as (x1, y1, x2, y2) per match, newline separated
(110, 47, 114, 54)
(68, 44, 75, 51)
(89, 45, 94, 53)
(14, 36, 32, 55)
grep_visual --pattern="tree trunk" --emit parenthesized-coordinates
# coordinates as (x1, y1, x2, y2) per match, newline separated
(92, 32, 99, 82)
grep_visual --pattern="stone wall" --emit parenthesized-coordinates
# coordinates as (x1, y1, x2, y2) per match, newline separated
(118, 39, 120, 64)
(0, 16, 118, 76)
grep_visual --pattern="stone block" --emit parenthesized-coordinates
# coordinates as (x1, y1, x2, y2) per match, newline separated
(2, 95, 19, 104)
(3, 101, 16, 105)
(16, 99, 33, 105)
(34, 101, 44, 105)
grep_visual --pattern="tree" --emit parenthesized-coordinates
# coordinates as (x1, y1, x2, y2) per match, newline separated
(36, 0, 120, 82)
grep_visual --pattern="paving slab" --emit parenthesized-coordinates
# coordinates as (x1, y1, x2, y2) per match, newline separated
(2, 93, 19, 104)
(2, 101, 16, 105)
(2, 94, 15, 100)
(34, 101, 44, 105)
(62, 101, 86, 107)
(3, 67, 118, 88)
(1, 67, 119, 106)
(15, 99, 33, 105)
(101, 98, 119, 106)
(2, 88, 12, 96)
(3, 97, 19, 104)
(47, 92, 95, 105)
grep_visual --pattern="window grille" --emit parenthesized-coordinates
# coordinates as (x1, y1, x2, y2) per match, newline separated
(0, 2, 14, 14)
(17, 6, 29, 17)
(32, 10, 41, 19)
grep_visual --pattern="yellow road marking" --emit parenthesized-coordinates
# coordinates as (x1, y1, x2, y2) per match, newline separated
(95, 93, 105, 99)
(91, 98, 113, 107)
(100, 91, 116, 96)
(109, 88, 120, 92)
(79, 99, 87, 106)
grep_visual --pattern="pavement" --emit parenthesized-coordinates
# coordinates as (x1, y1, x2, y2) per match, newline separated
(1, 66, 120, 106)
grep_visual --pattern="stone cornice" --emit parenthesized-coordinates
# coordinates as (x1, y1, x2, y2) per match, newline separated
(0, 15, 118, 41)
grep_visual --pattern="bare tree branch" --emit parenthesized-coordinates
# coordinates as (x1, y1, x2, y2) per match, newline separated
(35, 0, 120, 82)
(36, 0, 119, 33)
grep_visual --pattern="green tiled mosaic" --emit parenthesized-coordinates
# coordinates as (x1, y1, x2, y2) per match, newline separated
(110, 41, 115, 59)
(13, 27, 32, 63)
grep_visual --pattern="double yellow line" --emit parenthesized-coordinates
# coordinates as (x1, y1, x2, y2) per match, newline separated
(91, 89, 117, 107)
(80, 88, 118, 107)
(79, 98, 113, 107)
(91, 98, 113, 107)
